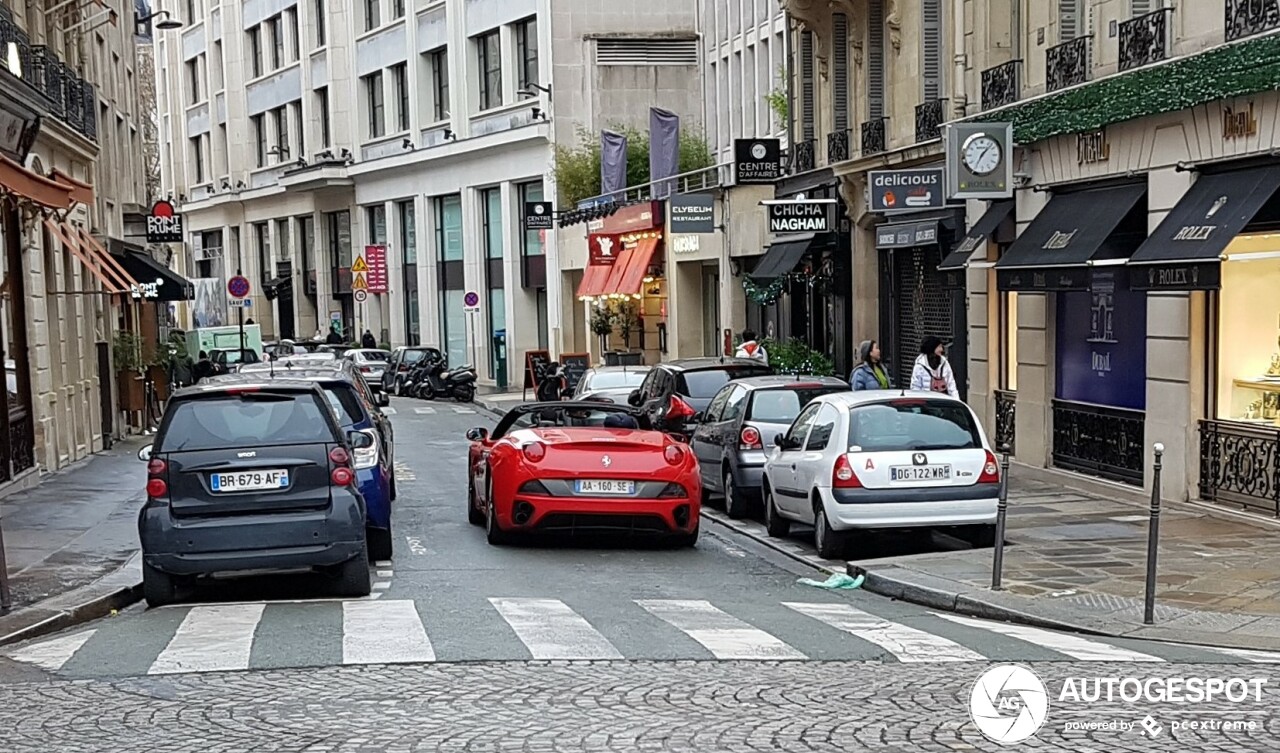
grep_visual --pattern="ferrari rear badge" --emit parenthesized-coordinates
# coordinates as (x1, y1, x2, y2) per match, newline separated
(601, 455, 612, 467)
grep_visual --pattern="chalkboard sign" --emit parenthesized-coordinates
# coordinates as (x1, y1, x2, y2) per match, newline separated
(560, 353, 591, 395)
(523, 350, 551, 391)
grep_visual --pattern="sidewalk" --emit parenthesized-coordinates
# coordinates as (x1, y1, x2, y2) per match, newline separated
(475, 391, 529, 415)
(848, 474, 1280, 650)
(0, 437, 147, 645)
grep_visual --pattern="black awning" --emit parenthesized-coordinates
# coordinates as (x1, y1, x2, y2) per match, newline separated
(751, 234, 814, 280)
(939, 199, 1015, 270)
(111, 249, 195, 301)
(1126, 165, 1280, 291)
(875, 220, 940, 249)
(995, 183, 1145, 291)
(264, 274, 292, 289)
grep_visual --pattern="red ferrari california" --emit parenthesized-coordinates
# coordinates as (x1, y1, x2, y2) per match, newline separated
(465, 401, 701, 546)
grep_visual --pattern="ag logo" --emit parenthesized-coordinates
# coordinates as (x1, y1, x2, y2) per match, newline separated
(969, 664, 1049, 744)
(912, 453, 927, 466)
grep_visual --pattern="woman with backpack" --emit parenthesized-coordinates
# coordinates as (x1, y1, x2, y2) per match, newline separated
(910, 336, 958, 398)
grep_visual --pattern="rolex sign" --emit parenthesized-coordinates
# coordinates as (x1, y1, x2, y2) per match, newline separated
(766, 200, 832, 234)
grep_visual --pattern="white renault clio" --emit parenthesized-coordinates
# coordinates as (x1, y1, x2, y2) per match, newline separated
(760, 390, 1000, 559)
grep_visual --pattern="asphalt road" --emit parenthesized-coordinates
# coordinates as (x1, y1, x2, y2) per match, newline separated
(2, 396, 1279, 751)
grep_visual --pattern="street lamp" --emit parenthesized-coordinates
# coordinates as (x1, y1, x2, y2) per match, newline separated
(137, 10, 183, 34)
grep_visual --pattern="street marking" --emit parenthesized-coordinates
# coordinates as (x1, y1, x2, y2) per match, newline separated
(931, 613, 1165, 662)
(342, 600, 435, 664)
(1209, 647, 1280, 663)
(406, 537, 428, 555)
(453, 407, 476, 413)
(381, 407, 397, 415)
(785, 602, 984, 662)
(490, 597, 622, 660)
(374, 561, 392, 567)
(637, 599, 805, 660)
(414, 407, 436, 414)
(394, 462, 416, 481)
(149, 604, 265, 674)
(373, 582, 390, 590)
(6, 630, 96, 671)
(376, 570, 394, 577)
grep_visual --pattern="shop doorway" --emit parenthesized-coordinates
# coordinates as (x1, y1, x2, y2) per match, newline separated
(702, 264, 719, 356)
(881, 246, 955, 389)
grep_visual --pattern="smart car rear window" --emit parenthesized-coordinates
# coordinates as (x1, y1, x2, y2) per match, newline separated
(678, 367, 772, 398)
(158, 392, 333, 451)
(847, 399, 982, 452)
(320, 384, 367, 427)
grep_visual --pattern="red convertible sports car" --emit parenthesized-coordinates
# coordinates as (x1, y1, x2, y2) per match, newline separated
(465, 401, 701, 546)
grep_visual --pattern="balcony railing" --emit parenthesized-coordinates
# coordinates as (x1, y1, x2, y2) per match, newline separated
(791, 139, 815, 173)
(0, 32, 97, 142)
(826, 129, 851, 164)
(981, 60, 1022, 110)
(1200, 419, 1280, 516)
(1051, 399, 1145, 487)
(1226, 0, 1280, 42)
(914, 99, 947, 143)
(861, 117, 887, 155)
(1119, 8, 1172, 72)
(1046, 35, 1091, 92)
(30, 46, 65, 118)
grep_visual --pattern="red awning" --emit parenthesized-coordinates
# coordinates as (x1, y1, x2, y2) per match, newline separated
(602, 238, 661, 296)
(576, 262, 615, 298)
(50, 168, 94, 205)
(0, 156, 74, 209)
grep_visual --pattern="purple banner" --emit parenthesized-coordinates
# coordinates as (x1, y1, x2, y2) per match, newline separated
(1055, 270, 1147, 410)
(600, 130, 628, 200)
(649, 108, 680, 199)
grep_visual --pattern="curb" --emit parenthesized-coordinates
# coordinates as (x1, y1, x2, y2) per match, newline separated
(698, 509, 842, 576)
(0, 555, 143, 648)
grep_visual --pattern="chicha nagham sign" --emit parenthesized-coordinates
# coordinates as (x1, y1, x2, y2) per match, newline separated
(765, 199, 833, 233)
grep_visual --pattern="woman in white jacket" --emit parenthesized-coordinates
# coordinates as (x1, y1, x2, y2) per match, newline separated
(909, 336, 959, 398)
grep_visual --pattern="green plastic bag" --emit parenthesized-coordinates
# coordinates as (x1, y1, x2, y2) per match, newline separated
(798, 572, 865, 590)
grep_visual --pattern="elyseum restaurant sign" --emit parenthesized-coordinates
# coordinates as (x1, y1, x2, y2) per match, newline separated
(763, 198, 836, 234)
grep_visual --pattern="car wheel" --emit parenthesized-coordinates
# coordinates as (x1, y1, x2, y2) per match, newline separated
(814, 505, 846, 560)
(367, 526, 393, 561)
(467, 475, 485, 525)
(724, 469, 749, 520)
(672, 522, 699, 548)
(395, 379, 406, 397)
(335, 543, 372, 597)
(142, 562, 177, 608)
(763, 486, 790, 538)
(485, 477, 510, 545)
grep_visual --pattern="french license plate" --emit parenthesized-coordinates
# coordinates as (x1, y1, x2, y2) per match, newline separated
(575, 479, 635, 495)
(210, 469, 290, 492)
(889, 465, 951, 483)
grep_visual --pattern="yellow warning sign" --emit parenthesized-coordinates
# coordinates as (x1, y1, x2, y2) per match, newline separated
(352, 272, 368, 290)
(351, 255, 368, 273)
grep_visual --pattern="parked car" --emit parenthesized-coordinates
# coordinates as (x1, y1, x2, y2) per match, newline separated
(208, 347, 261, 374)
(572, 365, 651, 402)
(690, 375, 849, 518)
(319, 344, 355, 357)
(274, 339, 325, 357)
(761, 390, 1001, 559)
(228, 360, 396, 559)
(628, 357, 774, 435)
(344, 348, 392, 391)
(137, 377, 372, 606)
(382, 346, 445, 395)
(465, 401, 700, 546)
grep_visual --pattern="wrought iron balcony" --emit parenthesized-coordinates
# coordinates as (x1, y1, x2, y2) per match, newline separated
(826, 129, 851, 164)
(791, 139, 816, 173)
(980, 60, 1022, 110)
(861, 117, 887, 155)
(915, 99, 947, 143)
(63, 75, 85, 132)
(1119, 8, 1172, 71)
(29, 46, 66, 118)
(1226, 0, 1280, 42)
(1046, 35, 1091, 92)
(0, 15, 30, 78)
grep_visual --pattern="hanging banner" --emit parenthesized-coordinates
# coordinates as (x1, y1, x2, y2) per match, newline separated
(601, 130, 628, 199)
(365, 245, 388, 293)
(649, 107, 680, 199)
(588, 233, 620, 265)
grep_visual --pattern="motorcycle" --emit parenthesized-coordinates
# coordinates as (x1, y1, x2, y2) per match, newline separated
(414, 360, 477, 402)
(400, 359, 436, 399)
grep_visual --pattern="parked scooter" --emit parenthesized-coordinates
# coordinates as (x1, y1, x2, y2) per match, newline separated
(415, 360, 477, 402)
(400, 358, 437, 399)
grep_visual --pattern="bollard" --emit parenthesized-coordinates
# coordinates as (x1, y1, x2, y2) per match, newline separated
(0, 520, 10, 614)
(991, 443, 1012, 591)
(1143, 443, 1165, 625)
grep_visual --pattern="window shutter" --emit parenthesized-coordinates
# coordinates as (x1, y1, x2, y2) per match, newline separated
(832, 13, 849, 131)
(800, 31, 815, 140)
(868, 0, 885, 120)
(921, 0, 942, 101)
(595, 39, 698, 65)
(1059, 0, 1080, 42)
(1130, 0, 1152, 16)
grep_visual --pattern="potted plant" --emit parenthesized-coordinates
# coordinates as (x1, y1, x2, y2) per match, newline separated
(612, 299, 643, 366)
(112, 331, 145, 411)
(591, 304, 615, 363)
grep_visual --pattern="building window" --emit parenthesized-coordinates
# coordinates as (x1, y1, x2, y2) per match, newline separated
(287, 8, 300, 62)
(314, 0, 326, 46)
(255, 222, 271, 281)
(391, 62, 409, 132)
(364, 0, 380, 32)
(481, 187, 505, 382)
(191, 136, 205, 183)
(249, 27, 263, 77)
(276, 218, 291, 267)
(398, 200, 418, 345)
(185, 59, 200, 104)
(363, 71, 385, 138)
(430, 48, 449, 122)
(269, 15, 284, 69)
(476, 30, 502, 111)
(481, 188, 503, 259)
(291, 101, 305, 157)
(316, 87, 331, 147)
(326, 210, 351, 271)
(299, 215, 315, 274)
(252, 113, 266, 166)
(515, 18, 538, 97)
(392, 0, 405, 19)
(520, 182, 544, 257)
(366, 204, 387, 245)
(272, 106, 288, 158)
(434, 195, 465, 366)
(1215, 235, 1280, 421)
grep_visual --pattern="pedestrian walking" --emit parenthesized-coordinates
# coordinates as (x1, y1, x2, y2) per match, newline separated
(849, 339, 891, 390)
(192, 350, 215, 383)
(361, 329, 377, 349)
(326, 325, 343, 344)
(735, 329, 769, 364)
(536, 361, 567, 402)
(910, 336, 959, 398)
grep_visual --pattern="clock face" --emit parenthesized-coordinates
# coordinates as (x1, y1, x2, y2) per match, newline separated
(962, 135, 1002, 176)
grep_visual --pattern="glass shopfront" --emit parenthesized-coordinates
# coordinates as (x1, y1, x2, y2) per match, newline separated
(1214, 234, 1280, 424)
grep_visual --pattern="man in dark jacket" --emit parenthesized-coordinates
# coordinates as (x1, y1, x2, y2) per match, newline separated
(361, 330, 377, 349)
(192, 351, 215, 383)
(326, 325, 343, 344)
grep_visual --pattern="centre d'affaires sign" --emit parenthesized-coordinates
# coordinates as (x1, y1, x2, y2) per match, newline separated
(765, 199, 833, 234)
(146, 200, 184, 243)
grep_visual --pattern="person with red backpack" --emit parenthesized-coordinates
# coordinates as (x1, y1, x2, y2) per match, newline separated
(909, 336, 958, 398)
(735, 329, 769, 364)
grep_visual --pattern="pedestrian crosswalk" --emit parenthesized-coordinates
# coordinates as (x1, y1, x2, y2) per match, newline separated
(408, 406, 477, 415)
(8, 597, 1280, 677)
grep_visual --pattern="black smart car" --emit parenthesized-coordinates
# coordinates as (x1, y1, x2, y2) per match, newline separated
(628, 357, 774, 434)
(137, 377, 372, 606)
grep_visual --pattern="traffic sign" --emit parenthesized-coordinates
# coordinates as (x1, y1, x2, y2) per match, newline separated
(227, 275, 250, 298)
(229, 297, 251, 308)
(463, 291, 479, 307)
(352, 272, 368, 290)
(354, 290, 368, 302)
(351, 255, 368, 273)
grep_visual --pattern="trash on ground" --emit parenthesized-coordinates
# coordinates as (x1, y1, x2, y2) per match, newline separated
(798, 573, 865, 590)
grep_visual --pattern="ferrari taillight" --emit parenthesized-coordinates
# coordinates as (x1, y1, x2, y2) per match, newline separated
(664, 444, 685, 465)
(523, 442, 546, 462)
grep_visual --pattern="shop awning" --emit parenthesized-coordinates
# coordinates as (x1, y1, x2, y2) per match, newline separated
(49, 169, 94, 205)
(1126, 166, 1280, 291)
(110, 246, 195, 301)
(994, 183, 1145, 291)
(603, 237, 661, 295)
(576, 262, 615, 299)
(44, 219, 137, 294)
(751, 234, 813, 280)
(939, 199, 1014, 270)
(1, 156, 75, 209)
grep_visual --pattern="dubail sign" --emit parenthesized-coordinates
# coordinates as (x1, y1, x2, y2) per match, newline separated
(763, 198, 835, 234)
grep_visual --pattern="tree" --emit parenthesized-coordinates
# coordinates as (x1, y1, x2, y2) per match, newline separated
(135, 44, 163, 204)
(553, 123, 715, 206)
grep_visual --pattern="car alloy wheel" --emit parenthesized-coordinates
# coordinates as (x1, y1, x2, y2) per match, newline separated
(724, 470, 747, 520)
(764, 487, 790, 538)
(467, 476, 485, 525)
(814, 506, 843, 560)
(485, 476, 509, 545)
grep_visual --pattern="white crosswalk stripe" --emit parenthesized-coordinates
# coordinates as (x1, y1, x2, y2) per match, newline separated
(785, 602, 984, 662)
(6, 630, 96, 671)
(637, 599, 806, 659)
(453, 407, 476, 413)
(342, 600, 435, 664)
(1206, 647, 1280, 663)
(149, 604, 265, 674)
(490, 597, 622, 659)
(930, 612, 1165, 662)
(414, 407, 436, 414)
(381, 407, 397, 415)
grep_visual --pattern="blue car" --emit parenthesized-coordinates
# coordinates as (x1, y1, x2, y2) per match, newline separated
(234, 360, 397, 559)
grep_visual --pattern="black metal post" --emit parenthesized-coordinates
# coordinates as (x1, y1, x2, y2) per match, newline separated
(237, 267, 246, 354)
(0, 515, 11, 614)
(1143, 443, 1164, 625)
(991, 443, 1012, 590)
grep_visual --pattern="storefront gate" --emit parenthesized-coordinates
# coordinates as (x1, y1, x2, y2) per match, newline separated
(887, 247, 954, 388)
(1199, 420, 1280, 517)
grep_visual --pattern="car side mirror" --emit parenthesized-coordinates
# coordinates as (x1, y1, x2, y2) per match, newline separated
(466, 427, 489, 442)
(773, 434, 786, 449)
(348, 431, 375, 449)
(378, 391, 390, 407)
(627, 389, 643, 407)
(138, 444, 152, 461)
(691, 412, 704, 423)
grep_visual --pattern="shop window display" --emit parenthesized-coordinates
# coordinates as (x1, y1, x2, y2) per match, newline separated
(1216, 234, 1280, 423)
